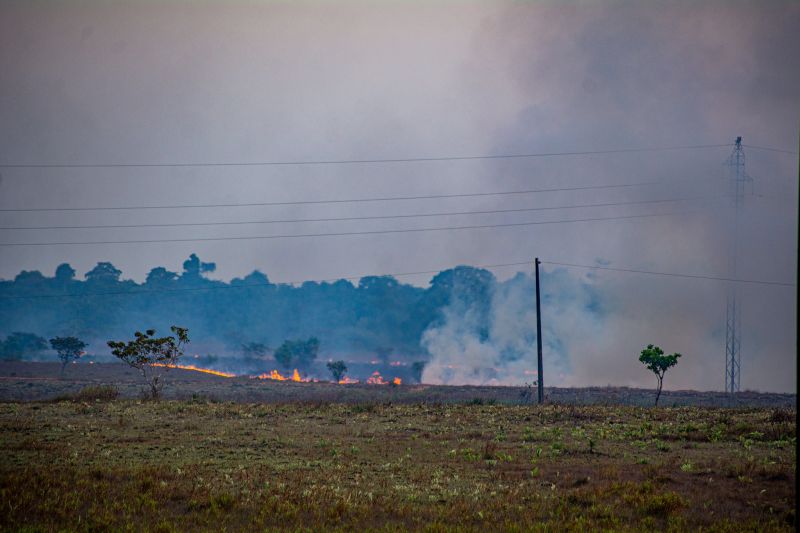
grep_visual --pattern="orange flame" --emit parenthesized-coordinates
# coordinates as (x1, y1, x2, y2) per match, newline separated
(253, 369, 288, 381)
(249, 368, 402, 385)
(151, 363, 235, 378)
(366, 371, 387, 385)
(253, 369, 310, 382)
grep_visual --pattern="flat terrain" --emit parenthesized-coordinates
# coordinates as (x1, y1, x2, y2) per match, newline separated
(0, 362, 796, 407)
(1, 363, 795, 531)
(0, 394, 796, 531)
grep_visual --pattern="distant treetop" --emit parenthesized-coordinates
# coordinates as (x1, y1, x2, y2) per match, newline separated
(55, 263, 76, 281)
(85, 262, 122, 283)
(183, 254, 216, 278)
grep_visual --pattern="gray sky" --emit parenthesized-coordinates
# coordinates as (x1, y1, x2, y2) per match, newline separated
(0, 1, 797, 392)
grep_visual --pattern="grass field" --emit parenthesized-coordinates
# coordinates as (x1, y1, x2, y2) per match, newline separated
(1, 391, 795, 531)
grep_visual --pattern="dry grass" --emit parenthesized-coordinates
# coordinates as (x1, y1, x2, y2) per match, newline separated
(1, 362, 795, 409)
(51, 384, 120, 403)
(0, 399, 795, 531)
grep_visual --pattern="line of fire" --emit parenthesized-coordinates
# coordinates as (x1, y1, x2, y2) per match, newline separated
(151, 362, 402, 385)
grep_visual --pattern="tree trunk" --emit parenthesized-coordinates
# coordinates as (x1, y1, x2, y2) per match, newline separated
(60, 359, 67, 378)
(150, 374, 161, 400)
(654, 376, 663, 407)
(141, 366, 159, 401)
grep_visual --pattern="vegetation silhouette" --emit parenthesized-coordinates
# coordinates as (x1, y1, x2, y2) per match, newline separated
(107, 326, 190, 399)
(639, 344, 682, 406)
(50, 336, 87, 376)
(0, 255, 506, 365)
(326, 360, 347, 382)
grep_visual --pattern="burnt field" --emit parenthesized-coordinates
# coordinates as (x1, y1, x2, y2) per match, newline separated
(0, 361, 796, 407)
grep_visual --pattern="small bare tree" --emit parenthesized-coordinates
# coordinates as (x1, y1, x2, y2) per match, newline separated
(107, 326, 189, 400)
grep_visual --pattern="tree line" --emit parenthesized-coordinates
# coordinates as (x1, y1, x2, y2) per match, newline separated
(0, 254, 501, 362)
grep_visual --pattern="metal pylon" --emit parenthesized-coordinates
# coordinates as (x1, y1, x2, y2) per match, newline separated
(724, 137, 752, 395)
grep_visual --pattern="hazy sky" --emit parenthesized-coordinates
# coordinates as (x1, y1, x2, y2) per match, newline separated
(0, 1, 797, 392)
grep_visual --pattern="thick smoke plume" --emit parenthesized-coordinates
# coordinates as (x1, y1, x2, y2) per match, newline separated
(422, 269, 603, 386)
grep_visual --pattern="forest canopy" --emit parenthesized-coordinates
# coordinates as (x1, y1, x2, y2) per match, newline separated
(0, 255, 504, 361)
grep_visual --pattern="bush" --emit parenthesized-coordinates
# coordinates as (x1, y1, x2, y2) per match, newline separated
(644, 491, 686, 517)
(74, 385, 119, 401)
(468, 397, 496, 406)
(769, 408, 794, 424)
(54, 385, 119, 402)
(107, 326, 189, 400)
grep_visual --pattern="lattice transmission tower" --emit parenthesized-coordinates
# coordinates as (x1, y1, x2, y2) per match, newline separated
(724, 137, 752, 394)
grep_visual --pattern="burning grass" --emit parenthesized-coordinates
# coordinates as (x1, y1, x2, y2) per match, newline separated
(151, 363, 237, 378)
(0, 401, 795, 531)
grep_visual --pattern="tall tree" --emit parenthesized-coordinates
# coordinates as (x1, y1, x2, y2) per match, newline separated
(0, 332, 48, 361)
(411, 361, 426, 384)
(182, 254, 216, 279)
(375, 346, 393, 366)
(85, 262, 122, 284)
(50, 336, 87, 376)
(274, 337, 320, 370)
(54, 263, 76, 282)
(145, 267, 178, 286)
(326, 360, 348, 382)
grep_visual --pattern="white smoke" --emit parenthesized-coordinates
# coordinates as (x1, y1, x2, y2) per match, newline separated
(421, 269, 604, 386)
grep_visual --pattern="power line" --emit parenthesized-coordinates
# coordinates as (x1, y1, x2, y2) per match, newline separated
(0, 181, 659, 213)
(742, 144, 799, 155)
(542, 260, 795, 287)
(0, 195, 722, 231)
(0, 210, 703, 247)
(0, 143, 732, 169)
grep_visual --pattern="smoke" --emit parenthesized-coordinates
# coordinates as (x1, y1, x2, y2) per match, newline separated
(0, 1, 796, 391)
(422, 269, 604, 386)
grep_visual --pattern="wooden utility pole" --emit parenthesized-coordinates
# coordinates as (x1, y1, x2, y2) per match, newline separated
(535, 258, 544, 404)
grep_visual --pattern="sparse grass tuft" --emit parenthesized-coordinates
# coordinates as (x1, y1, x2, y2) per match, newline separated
(52, 384, 119, 402)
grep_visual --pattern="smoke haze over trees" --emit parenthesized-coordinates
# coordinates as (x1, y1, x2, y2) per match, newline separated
(0, 255, 607, 386)
(0, 253, 794, 393)
(0, 256, 515, 359)
(0, 1, 796, 392)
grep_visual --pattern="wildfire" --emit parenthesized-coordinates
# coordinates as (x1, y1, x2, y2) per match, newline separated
(253, 369, 310, 382)
(365, 371, 386, 384)
(151, 363, 235, 378)
(253, 369, 286, 381)
(156, 364, 403, 385)
(365, 371, 396, 385)
(338, 371, 402, 385)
